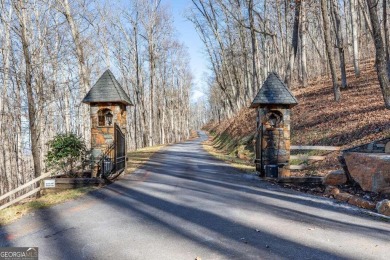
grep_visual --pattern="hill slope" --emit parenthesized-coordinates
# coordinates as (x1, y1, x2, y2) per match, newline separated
(204, 62, 390, 175)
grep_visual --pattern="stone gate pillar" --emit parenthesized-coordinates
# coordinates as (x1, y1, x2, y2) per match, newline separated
(250, 72, 298, 179)
(82, 69, 133, 177)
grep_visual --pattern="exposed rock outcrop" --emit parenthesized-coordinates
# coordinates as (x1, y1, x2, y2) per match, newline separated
(343, 152, 390, 193)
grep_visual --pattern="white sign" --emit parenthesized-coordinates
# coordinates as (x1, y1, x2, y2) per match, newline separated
(44, 179, 56, 188)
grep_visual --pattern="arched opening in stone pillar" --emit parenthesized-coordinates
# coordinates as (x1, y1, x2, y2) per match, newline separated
(98, 108, 113, 127)
(265, 110, 283, 129)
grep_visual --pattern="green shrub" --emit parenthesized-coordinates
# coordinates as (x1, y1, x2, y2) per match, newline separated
(46, 133, 86, 176)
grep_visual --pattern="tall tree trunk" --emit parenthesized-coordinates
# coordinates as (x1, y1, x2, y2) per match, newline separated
(59, 0, 90, 146)
(1, 3, 13, 192)
(367, 0, 390, 108)
(16, 0, 42, 178)
(284, 0, 301, 88)
(358, 0, 373, 36)
(64, 87, 71, 132)
(148, 37, 155, 147)
(350, 0, 361, 77)
(15, 69, 23, 184)
(133, 12, 142, 149)
(300, 0, 308, 87)
(262, 0, 268, 80)
(284, 0, 289, 77)
(321, 0, 341, 101)
(383, 0, 390, 77)
(248, 0, 259, 93)
(331, 0, 347, 88)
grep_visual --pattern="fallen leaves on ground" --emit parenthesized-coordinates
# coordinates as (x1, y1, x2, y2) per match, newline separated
(204, 62, 390, 177)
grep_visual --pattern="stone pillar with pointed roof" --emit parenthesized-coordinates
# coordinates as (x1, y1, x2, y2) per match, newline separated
(82, 70, 133, 177)
(250, 72, 298, 179)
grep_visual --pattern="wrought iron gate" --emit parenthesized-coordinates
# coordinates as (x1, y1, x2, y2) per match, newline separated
(114, 123, 126, 174)
(99, 123, 126, 179)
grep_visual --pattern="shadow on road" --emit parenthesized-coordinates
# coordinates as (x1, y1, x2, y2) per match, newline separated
(0, 134, 389, 259)
(88, 183, 345, 259)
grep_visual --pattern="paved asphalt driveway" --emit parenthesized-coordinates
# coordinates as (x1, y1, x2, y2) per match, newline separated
(1, 132, 389, 259)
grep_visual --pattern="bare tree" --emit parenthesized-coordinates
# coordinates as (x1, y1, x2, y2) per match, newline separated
(383, 0, 390, 76)
(331, 0, 347, 88)
(0, 0, 14, 193)
(300, 0, 308, 87)
(367, 0, 390, 108)
(55, 0, 92, 146)
(350, 0, 361, 76)
(285, 0, 301, 89)
(13, 0, 42, 179)
(0, 0, 193, 196)
(321, 0, 340, 101)
(248, 0, 260, 93)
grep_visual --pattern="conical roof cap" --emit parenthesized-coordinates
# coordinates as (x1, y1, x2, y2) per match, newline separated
(250, 72, 298, 108)
(82, 69, 133, 106)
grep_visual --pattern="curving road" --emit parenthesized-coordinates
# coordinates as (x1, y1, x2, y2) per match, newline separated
(1, 132, 389, 259)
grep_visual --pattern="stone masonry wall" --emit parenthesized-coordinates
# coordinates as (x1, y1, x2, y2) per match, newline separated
(344, 138, 390, 153)
(259, 105, 291, 178)
(90, 102, 127, 161)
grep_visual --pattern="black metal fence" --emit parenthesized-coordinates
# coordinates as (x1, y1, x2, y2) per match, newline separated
(98, 123, 126, 179)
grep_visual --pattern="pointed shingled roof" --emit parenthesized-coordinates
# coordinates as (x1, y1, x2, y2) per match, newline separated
(82, 69, 133, 106)
(250, 72, 298, 108)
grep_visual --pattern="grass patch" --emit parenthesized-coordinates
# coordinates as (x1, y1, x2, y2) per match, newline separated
(0, 186, 96, 226)
(126, 145, 166, 174)
(202, 136, 256, 173)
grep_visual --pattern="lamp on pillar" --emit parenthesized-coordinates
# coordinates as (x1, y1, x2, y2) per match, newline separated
(106, 111, 113, 126)
(250, 72, 298, 180)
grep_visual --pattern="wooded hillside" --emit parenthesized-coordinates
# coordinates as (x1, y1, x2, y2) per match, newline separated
(204, 61, 390, 176)
(205, 61, 390, 148)
(189, 0, 390, 126)
(0, 0, 192, 195)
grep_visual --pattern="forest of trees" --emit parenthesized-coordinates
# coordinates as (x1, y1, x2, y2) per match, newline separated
(1, 0, 390, 197)
(0, 0, 192, 195)
(189, 0, 390, 123)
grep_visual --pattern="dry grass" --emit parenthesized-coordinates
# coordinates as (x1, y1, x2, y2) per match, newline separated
(202, 136, 256, 173)
(204, 108, 255, 141)
(0, 186, 97, 226)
